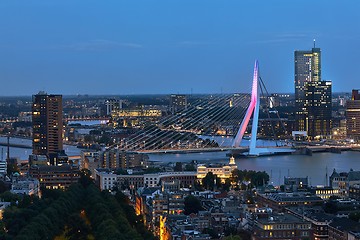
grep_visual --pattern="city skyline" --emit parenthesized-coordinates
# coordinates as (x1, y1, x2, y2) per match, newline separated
(2, 2, 360, 239)
(1, 1, 360, 96)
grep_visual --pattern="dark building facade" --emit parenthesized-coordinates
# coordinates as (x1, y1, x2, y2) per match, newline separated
(284, 177, 309, 192)
(252, 213, 313, 240)
(346, 89, 360, 141)
(349, 184, 360, 200)
(99, 149, 148, 169)
(170, 94, 187, 114)
(305, 80, 332, 138)
(287, 207, 333, 240)
(257, 193, 324, 212)
(29, 164, 80, 190)
(32, 92, 63, 162)
(328, 218, 360, 240)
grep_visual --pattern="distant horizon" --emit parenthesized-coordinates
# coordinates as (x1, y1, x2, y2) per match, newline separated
(0, 91, 356, 99)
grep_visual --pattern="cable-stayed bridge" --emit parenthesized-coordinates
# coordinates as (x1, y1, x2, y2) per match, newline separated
(115, 61, 295, 156)
(116, 93, 250, 151)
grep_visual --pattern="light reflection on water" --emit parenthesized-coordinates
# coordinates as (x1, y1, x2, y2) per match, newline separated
(3, 136, 360, 187)
(0, 137, 81, 160)
(148, 149, 360, 187)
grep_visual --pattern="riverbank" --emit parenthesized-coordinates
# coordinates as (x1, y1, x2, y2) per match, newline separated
(147, 150, 360, 186)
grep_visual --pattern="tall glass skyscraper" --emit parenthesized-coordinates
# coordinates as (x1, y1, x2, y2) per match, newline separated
(294, 47, 321, 132)
(294, 45, 332, 139)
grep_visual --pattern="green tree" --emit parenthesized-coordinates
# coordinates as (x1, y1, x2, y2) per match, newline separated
(41, 187, 63, 200)
(349, 211, 360, 222)
(251, 171, 269, 187)
(184, 195, 203, 215)
(174, 162, 182, 172)
(0, 180, 9, 193)
(84, 135, 94, 142)
(231, 169, 245, 184)
(0, 191, 21, 204)
(79, 169, 93, 187)
(202, 228, 218, 239)
(1, 180, 154, 240)
(231, 169, 269, 188)
(223, 235, 242, 240)
(223, 178, 231, 191)
(65, 213, 91, 240)
(98, 134, 111, 145)
(120, 179, 130, 191)
(324, 201, 338, 214)
(202, 172, 215, 190)
(184, 163, 196, 171)
(7, 163, 20, 176)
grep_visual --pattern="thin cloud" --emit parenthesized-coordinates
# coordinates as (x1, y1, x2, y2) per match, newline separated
(178, 41, 216, 47)
(58, 39, 143, 51)
(253, 38, 297, 44)
(275, 33, 308, 38)
(330, 34, 359, 41)
(250, 32, 318, 45)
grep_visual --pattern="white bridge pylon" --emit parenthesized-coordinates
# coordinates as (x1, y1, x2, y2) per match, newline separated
(232, 60, 295, 156)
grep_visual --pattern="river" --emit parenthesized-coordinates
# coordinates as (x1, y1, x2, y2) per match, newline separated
(0, 136, 81, 160)
(147, 150, 360, 186)
(148, 135, 360, 186)
(67, 120, 109, 126)
(2, 135, 360, 187)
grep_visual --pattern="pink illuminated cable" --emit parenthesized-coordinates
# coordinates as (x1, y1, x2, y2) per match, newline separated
(233, 60, 258, 147)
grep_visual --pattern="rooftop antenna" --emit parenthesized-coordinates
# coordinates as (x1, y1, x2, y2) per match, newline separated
(325, 166, 328, 186)
(313, 39, 316, 48)
(7, 135, 10, 163)
(279, 169, 281, 186)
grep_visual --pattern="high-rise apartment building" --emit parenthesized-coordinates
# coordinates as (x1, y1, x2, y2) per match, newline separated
(32, 92, 63, 160)
(346, 90, 360, 141)
(294, 46, 321, 131)
(305, 81, 332, 138)
(170, 94, 187, 114)
(105, 99, 122, 115)
(294, 44, 332, 139)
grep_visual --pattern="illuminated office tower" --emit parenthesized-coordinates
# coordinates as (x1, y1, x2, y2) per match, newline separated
(32, 92, 63, 160)
(294, 45, 321, 132)
(305, 80, 332, 138)
(346, 90, 360, 141)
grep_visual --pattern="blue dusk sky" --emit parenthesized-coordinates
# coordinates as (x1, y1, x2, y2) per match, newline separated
(0, 0, 359, 96)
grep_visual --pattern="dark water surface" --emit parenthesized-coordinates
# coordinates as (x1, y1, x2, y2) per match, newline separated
(148, 150, 360, 186)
